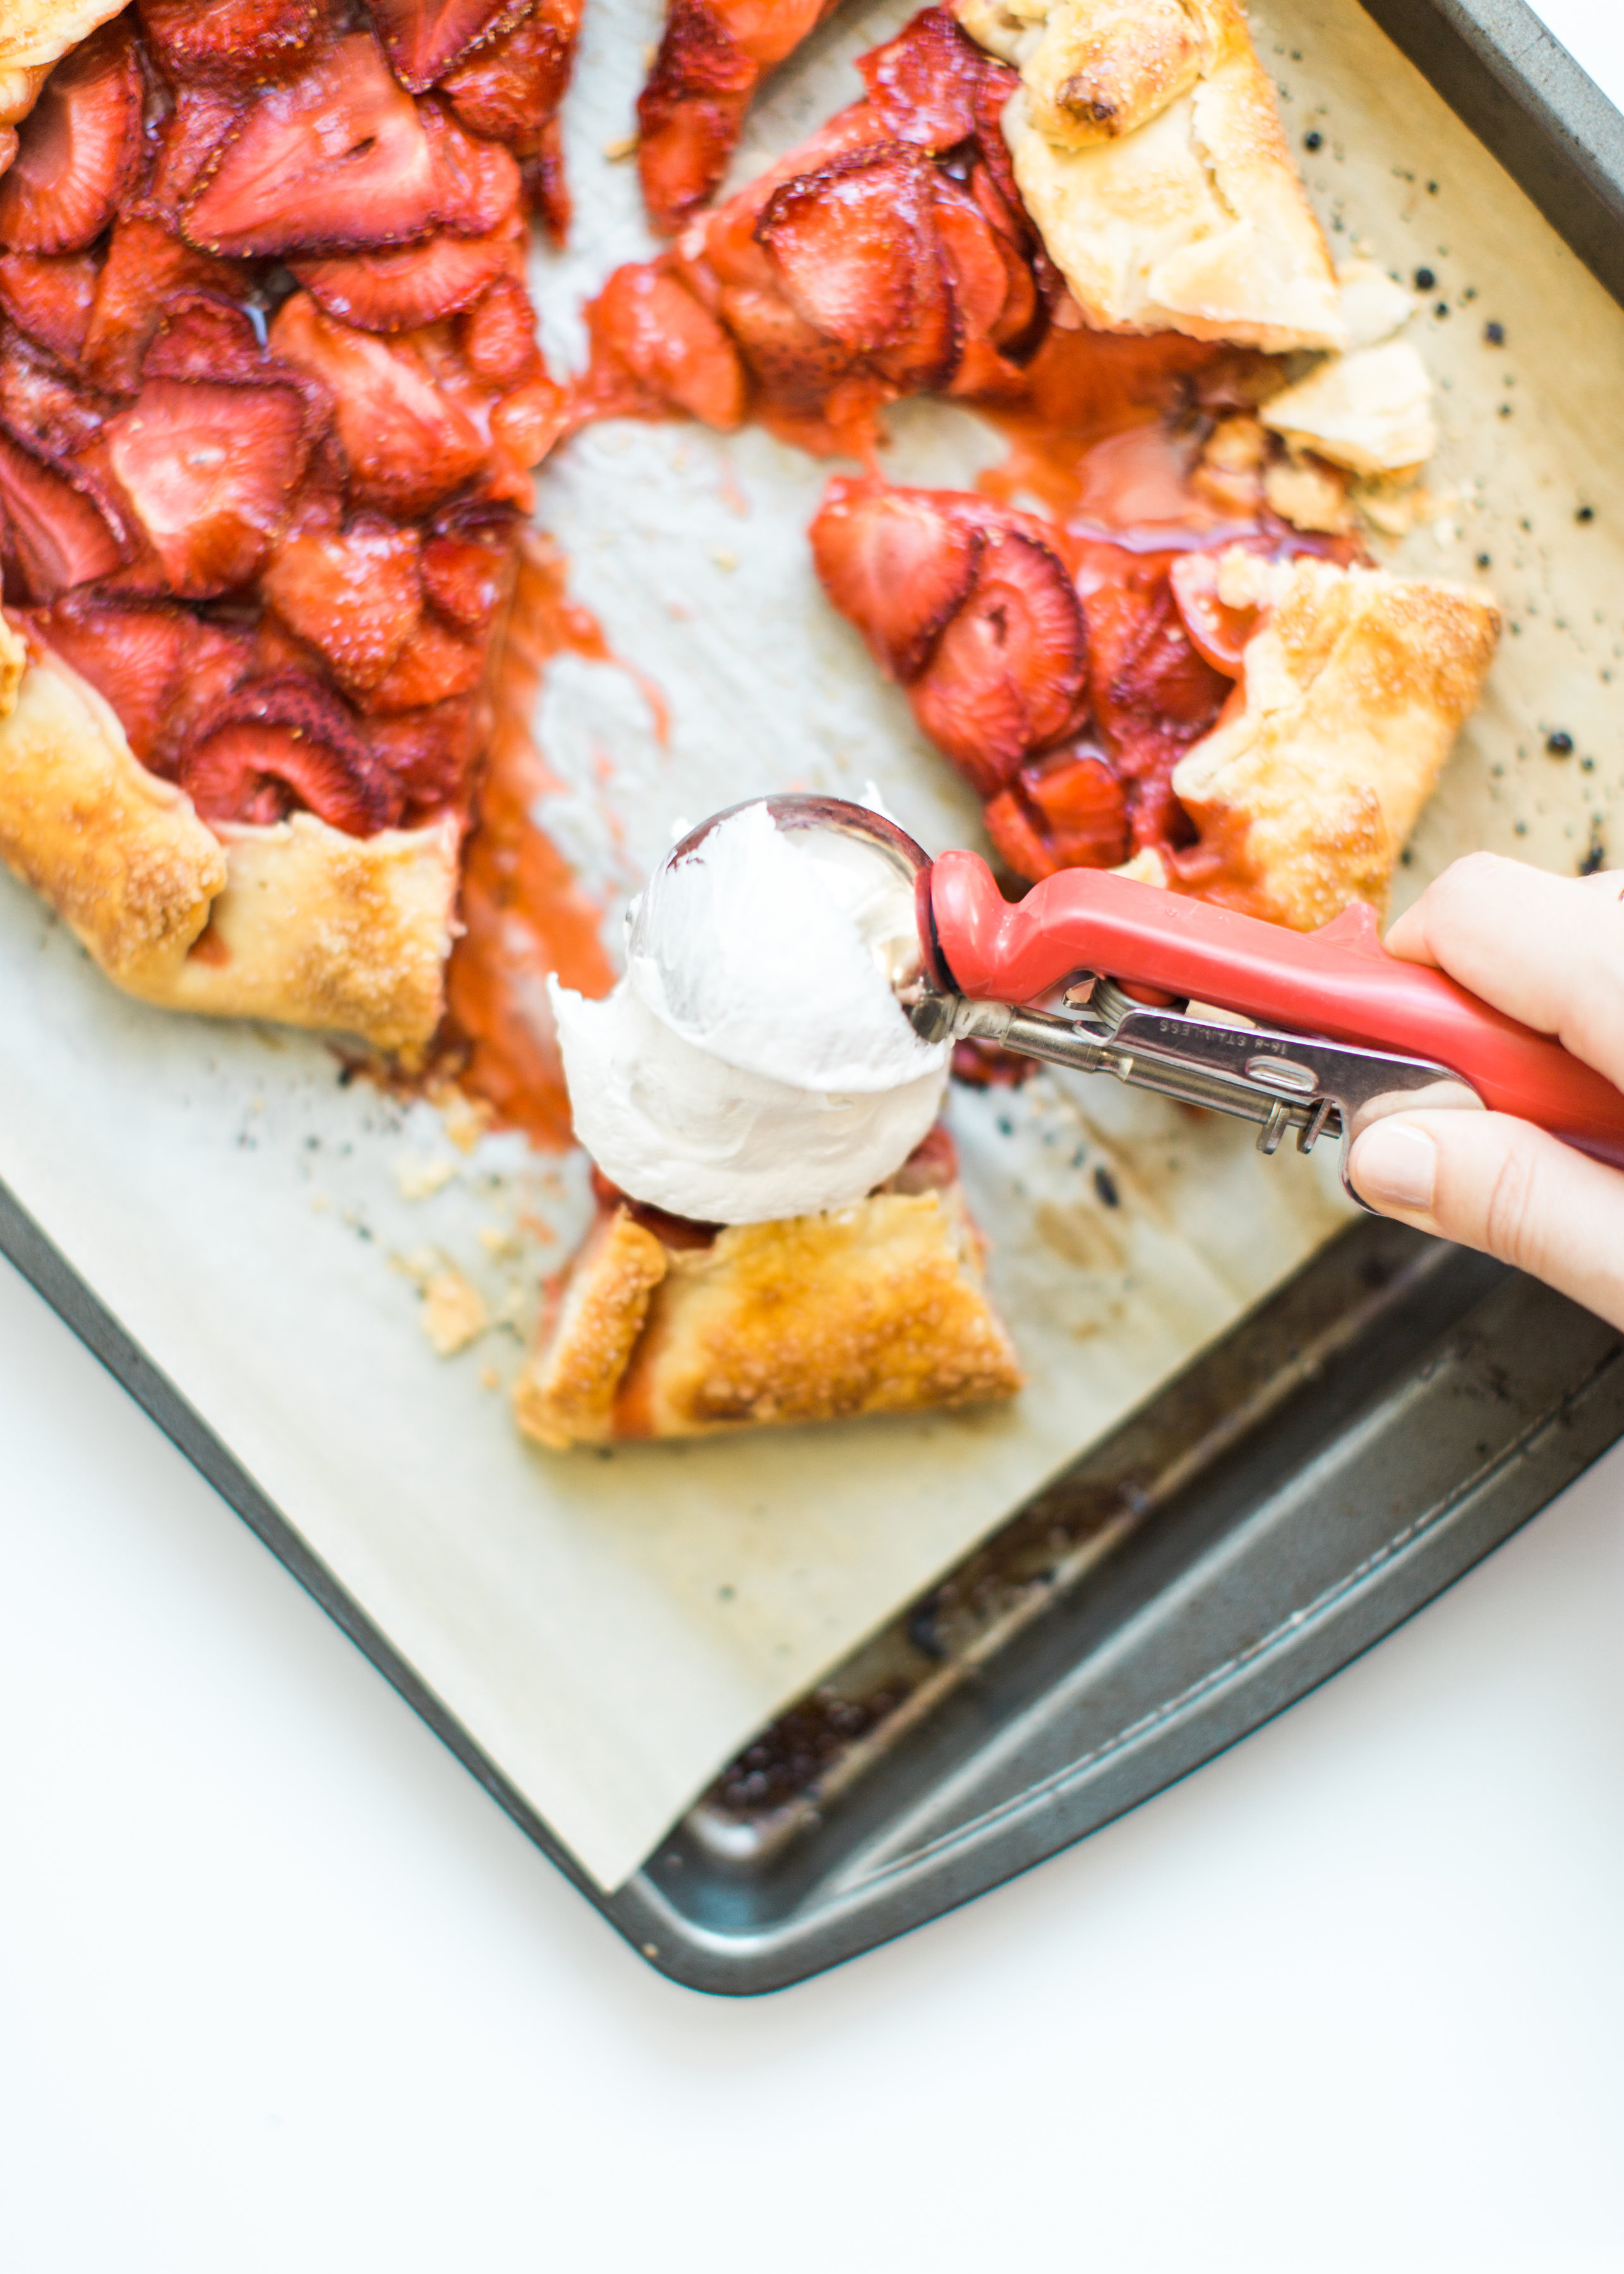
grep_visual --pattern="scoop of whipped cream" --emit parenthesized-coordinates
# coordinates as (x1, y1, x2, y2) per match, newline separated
(551, 801, 948, 1224)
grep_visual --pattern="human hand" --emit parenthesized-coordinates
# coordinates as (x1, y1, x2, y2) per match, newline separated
(1347, 851, 1624, 1332)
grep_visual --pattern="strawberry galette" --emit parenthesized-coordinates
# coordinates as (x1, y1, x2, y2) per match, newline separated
(812, 481, 1501, 928)
(0, 0, 575, 1050)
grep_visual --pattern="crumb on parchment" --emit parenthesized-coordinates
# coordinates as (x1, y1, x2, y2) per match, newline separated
(422, 1268, 489, 1356)
(431, 1086, 494, 1155)
(395, 1155, 456, 1200)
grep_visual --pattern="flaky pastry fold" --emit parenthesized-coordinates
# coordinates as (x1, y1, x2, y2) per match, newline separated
(0, 631, 459, 1053)
(954, 0, 1347, 352)
(515, 1191, 1023, 1448)
(1143, 551, 1501, 930)
(0, 0, 128, 126)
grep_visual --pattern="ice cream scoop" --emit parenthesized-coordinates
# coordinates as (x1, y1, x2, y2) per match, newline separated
(550, 797, 947, 1224)
(611, 793, 1624, 1206)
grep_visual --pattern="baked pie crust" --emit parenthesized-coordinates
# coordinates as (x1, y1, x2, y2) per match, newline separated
(515, 1181, 1023, 1448)
(954, 0, 1348, 351)
(1153, 548, 1503, 929)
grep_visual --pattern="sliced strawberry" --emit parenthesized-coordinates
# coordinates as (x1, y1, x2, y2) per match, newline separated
(0, 19, 145, 258)
(1168, 550, 1256, 677)
(270, 292, 488, 515)
(104, 377, 308, 598)
(756, 143, 959, 390)
(585, 262, 745, 430)
(364, 0, 525, 93)
(362, 615, 487, 713)
(262, 514, 423, 696)
(32, 596, 189, 761)
(636, 0, 759, 236)
(184, 34, 442, 260)
(456, 269, 539, 385)
(519, 113, 570, 240)
(421, 102, 523, 238)
(439, 0, 579, 155)
(141, 293, 273, 388)
(0, 432, 124, 599)
(183, 673, 403, 834)
(910, 529, 1086, 793)
(810, 476, 983, 682)
(983, 787, 1061, 885)
(1090, 568, 1233, 759)
(1018, 747, 1129, 867)
(293, 227, 512, 333)
(364, 695, 480, 823)
(32, 596, 254, 769)
(930, 180, 1015, 351)
(713, 284, 853, 415)
(419, 520, 508, 631)
(0, 132, 16, 184)
(857, 6, 997, 152)
(136, 0, 323, 95)
(0, 330, 107, 464)
(489, 374, 566, 471)
(0, 253, 98, 366)
(143, 85, 242, 231)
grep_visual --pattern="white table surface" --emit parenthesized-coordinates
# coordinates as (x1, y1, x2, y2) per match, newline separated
(6, 9, 1624, 2270)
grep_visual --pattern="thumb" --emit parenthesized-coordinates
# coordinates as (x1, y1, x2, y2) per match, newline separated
(1348, 1110, 1624, 1333)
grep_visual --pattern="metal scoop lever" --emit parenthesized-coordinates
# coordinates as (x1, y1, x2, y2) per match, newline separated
(910, 988, 1479, 1178)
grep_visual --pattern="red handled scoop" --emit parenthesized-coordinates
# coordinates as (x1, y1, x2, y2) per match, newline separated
(925, 851, 1624, 1171)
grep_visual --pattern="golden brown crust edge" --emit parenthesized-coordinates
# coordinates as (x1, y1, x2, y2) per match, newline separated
(0, 634, 459, 1054)
(514, 1190, 1025, 1449)
(957, 0, 1346, 351)
(513, 1208, 671, 1450)
(1164, 551, 1503, 930)
(0, 0, 130, 126)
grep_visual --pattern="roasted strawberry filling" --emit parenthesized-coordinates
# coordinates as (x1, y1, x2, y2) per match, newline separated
(0, 0, 578, 851)
(582, 9, 1047, 457)
(579, 9, 1260, 466)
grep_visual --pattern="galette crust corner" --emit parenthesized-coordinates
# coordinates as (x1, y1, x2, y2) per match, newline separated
(1170, 552, 1502, 929)
(513, 1208, 670, 1450)
(138, 811, 463, 1057)
(970, 0, 1347, 352)
(0, 643, 227, 987)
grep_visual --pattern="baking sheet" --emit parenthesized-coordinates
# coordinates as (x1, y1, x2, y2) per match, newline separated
(1, 0, 1621, 1892)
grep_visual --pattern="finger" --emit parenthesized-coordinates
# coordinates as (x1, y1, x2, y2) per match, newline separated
(1384, 852, 1624, 1091)
(1349, 1107, 1624, 1331)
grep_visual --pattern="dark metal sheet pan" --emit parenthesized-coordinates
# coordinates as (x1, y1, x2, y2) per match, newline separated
(6, 0, 1622, 1994)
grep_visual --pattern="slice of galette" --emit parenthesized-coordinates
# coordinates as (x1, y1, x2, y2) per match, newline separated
(514, 1132, 1023, 1448)
(583, 8, 1423, 532)
(812, 479, 1501, 929)
(951, 0, 1347, 351)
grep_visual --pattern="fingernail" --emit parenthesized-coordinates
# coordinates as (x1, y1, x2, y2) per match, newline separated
(1352, 1121, 1438, 1212)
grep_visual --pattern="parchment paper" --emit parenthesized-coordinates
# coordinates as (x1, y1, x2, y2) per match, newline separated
(1, 0, 1620, 1891)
